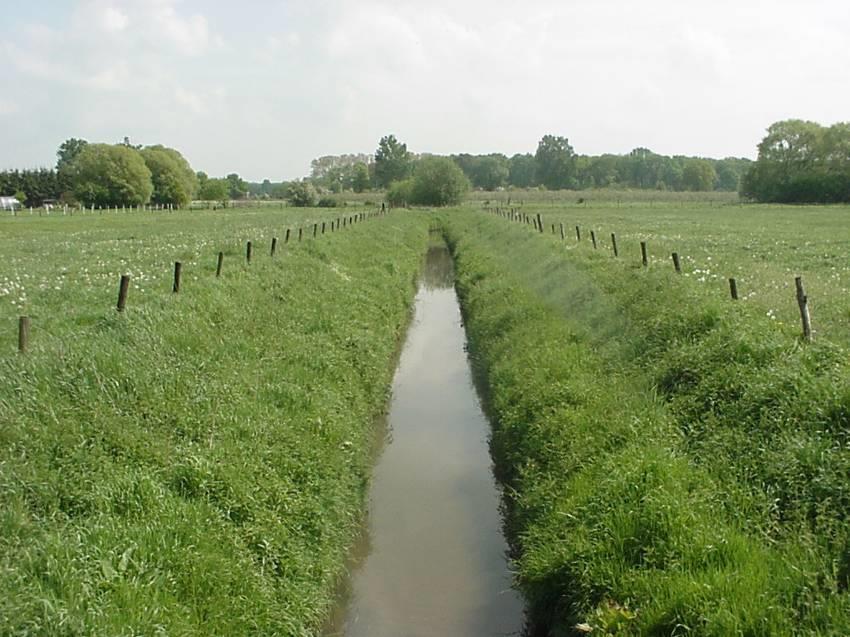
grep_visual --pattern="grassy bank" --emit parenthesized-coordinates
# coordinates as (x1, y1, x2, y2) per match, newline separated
(0, 210, 430, 634)
(443, 209, 850, 635)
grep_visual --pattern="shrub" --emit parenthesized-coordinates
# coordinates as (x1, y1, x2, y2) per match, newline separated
(317, 196, 338, 208)
(286, 181, 317, 207)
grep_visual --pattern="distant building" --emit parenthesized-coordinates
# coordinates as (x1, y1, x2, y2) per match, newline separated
(0, 196, 22, 211)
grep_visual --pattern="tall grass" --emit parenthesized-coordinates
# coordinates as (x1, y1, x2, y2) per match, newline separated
(443, 209, 850, 635)
(0, 210, 430, 634)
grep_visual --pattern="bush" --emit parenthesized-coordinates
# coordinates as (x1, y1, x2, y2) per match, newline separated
(410, 157, 470, 206)
(317, 196, 338, 208)
(387, 179, 414, 207)
(286, 181, 317, 207)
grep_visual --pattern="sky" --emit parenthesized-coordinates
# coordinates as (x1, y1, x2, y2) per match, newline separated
(2, 0, 850, 181)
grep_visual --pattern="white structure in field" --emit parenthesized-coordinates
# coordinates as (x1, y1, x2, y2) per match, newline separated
(0, 196, 22, 211)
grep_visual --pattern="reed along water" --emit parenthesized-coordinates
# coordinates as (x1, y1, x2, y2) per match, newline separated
(325, 238, 524, 637)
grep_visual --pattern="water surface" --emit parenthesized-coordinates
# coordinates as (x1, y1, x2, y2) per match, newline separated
(326, 240, 524, 637)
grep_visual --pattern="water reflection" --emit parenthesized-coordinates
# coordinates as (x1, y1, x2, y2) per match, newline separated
(325, 239, 524, 637)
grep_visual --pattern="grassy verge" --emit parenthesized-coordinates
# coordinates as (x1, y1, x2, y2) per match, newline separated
(0, 211, 430, 635)
(442, 209, 850, 635)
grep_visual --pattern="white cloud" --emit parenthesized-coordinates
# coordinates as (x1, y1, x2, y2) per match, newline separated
(2, 0, 850, 179)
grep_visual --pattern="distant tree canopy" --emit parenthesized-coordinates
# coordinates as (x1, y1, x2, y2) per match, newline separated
(63, 144, 154, 207)
(535, 135, 578, 190)
(375, 134, 413, 188)
(141, 145, 198, 206)
(286, 180, 318, 207)
(740, 119, 850, 203)
(387, 156, 470, 207)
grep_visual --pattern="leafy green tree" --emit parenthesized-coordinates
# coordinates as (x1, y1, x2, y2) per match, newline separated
(387, 178, 414, 207)
(508, 153, 536, 188)
(226, 173, 248, 199)
(741, 119, 850, 202)
(473, 155, 509, 191)
(375, 134, 413, 188)
(286, 180, 318, 207)
(682, 159, 717, 191)
(140, 145, 198, 206)
(56, 138, 88, 170)
(352, 162, 371, 193)
(409, 156, 470, 206)
(65, 143, 153, 206)
(198, 177, 229, 202)
(535, 135, 577, 190)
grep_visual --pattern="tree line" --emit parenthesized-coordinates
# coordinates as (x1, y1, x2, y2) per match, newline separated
(740, 119, 850, 203)
(1, 138, 254, 208)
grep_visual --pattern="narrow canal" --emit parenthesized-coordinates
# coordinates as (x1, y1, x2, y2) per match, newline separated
(325, 238, 524, 637)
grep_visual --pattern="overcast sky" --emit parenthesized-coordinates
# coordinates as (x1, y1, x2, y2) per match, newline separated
(3, 1, 849, 181)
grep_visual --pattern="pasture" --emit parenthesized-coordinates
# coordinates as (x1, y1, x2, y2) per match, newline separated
(1, 197, 849, 635)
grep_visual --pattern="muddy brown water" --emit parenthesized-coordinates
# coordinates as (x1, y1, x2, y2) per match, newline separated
(324, 240, 524, 637)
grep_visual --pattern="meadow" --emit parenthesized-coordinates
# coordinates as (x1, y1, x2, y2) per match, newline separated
(444, 205, 850, 635)
(478, 197, 850, 348)
(2, 196, 850, 635)
(0, 205, 431, 635)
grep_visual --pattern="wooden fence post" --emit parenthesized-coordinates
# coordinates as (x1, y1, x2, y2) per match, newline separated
(271, 237, 277, 256)
(285, 228, 290, 243)
(18, 316, 29, 353)
(216, 252, 224, 277)
(795, 276, 813, 341)
(611, 233, 618, 257)
(575, 225, 581, 241)
(671, 252, 681, 273)
(728, 277, 738, 300)
(591, 231, 597, 249)
(246, 241, 252, 264)
(560, 223, 565, 240)
(640, 241, 648, 267)
(117, 275, 130, 311)
(173, 261, 182, 293)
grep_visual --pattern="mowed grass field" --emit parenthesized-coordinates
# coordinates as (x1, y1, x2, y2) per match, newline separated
(479, 198, 850, 348)
(0, 205, 431, 635)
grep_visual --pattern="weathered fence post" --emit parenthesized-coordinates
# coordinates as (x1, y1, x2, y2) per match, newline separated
(575, 225, 581, 241)
(795, 276, 813, 341)
(640, 241, 648, 267)
(560, 223, 565, 240)
(18, 316, 29, 353)
(313, 224, 318, 237)
(271, 237, 277, 256)
(671, 252, 681, 273)
(246, 241, 253, 264)
(299, 228, 303, 241)
(117, 275, 130, 311)
(173, 261, 182, 293)
(216, 252, 224, 277)
(728, 277, 738, 300)
(285, 228, 290, 243)
(611, 233, 618, 257)
(591, 231, 598, 249)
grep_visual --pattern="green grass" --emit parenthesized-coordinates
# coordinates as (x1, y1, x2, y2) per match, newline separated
(0, 207, 430, 635)
(443, 207, 850, 635)
(478, 200, 850, 348)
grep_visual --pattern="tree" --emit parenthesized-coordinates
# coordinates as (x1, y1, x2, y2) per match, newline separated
(472, 155, 509, 191)
(535, 135, 577, 190)
(56, 138, 88, 170)
(286, 180, 317, 207)
(375, 134, 413, 188)
(508, 153, 536, 188)
(352, 162, 371, 193)
(408, 156, 470, 206)
(226, 173, 248, 199)
(64, 143, 153, 206)
(140, 145, 198, 206)
(681, 159, 717, 191)
(198, 177, 229, 202)
(740, 119, 850, 203)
